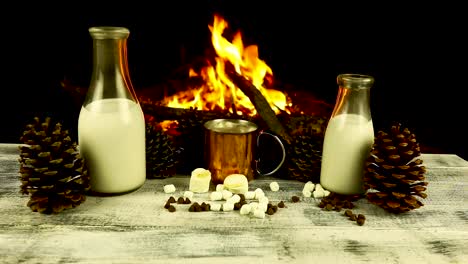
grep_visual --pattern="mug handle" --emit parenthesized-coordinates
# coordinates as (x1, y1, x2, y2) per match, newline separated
(255, 130, 286, 176)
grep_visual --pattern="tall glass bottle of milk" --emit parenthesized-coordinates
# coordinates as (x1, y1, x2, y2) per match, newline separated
(320, 74, 375, 195)
(78, 27, 146, 194)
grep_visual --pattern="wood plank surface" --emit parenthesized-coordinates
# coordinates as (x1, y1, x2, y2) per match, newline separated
(0, 143, 467, 264)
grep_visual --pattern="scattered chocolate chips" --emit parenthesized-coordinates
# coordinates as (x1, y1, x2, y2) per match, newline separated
(319, 192, 367, 226)
(278, 201, 286, 208)
(189, 202, 210, 212)
(343, 210, 365, 225)
(291, 196, 300, 203)
(168, 205, 176, 212)
(184, 198, 191, 204)
(164, 202, 171, 209)
(167, 196, 176, 203)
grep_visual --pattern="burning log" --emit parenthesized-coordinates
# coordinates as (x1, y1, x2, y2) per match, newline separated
(139, 98, 243, 122)
(225, 65, 292, 144)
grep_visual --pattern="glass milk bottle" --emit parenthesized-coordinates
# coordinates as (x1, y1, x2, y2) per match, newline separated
(78, 27, 146, 194)
(320, 74, 375, 195)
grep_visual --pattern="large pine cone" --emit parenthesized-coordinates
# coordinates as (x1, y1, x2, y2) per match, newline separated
(364, 123, 428, 213)
(146, 123, 182, 178)
(18, 116, 90, 214)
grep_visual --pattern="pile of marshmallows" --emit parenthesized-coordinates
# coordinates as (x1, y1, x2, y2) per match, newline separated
(163, 168, 331, 219)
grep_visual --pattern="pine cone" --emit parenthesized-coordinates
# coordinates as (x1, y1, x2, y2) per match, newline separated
(285, 134, 323, 182)
(280, 113, 327, 183)
(18, 116, 90, 214)
(146, 123, 182, 178)
(364, 123, 428, 213)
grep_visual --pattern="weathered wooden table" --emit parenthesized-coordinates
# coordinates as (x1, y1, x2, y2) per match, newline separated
(1, 143, 467, 263)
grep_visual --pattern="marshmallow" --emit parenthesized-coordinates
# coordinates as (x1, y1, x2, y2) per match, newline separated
(249, 202, 259, 211)
(189, 168, 211, 193)
(303, 181, 315, 192)
(313, 189, 325, 199)
(258, 202, 268, 213)
(303, 189, 312, 198)
(240, 204, 252, 215)
(315, 183, 324, 192)
(210, 191, 223, 201)
(324, 190, 331, 197)
(227, 194, 241, 204)
(255, 192, 265, 200)
(163, 184, 176, 193)
(223, 174, 249, 194)
(258, 196, 269, 205)
(244, 191, 256, 200)
(222, 202, 234, 211)
(210, 203, 222, 211)
(254, 188, 265, 200)
(253, 208, 265, 219)
(216, 184, 225, 192)
(270, 181, 280, 192)
(222, 190, 233, 200)
(183, 191, 194, 199)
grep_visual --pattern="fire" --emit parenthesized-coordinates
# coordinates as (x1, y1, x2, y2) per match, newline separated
(162, 14, 290, 116)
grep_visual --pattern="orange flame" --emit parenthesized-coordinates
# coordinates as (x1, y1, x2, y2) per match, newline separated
(162, 14, 290, 116)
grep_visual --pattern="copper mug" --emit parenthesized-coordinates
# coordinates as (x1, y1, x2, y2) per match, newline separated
(204, 119, 286, 184)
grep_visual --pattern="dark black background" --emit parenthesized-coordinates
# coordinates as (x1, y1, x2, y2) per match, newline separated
(3, 2, 466, 159)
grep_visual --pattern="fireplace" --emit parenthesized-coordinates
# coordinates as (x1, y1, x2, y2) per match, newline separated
(17, 4, 465, 162)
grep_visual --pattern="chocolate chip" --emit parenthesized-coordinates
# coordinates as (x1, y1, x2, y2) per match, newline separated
(344, 210, 353, 217)
(168, 205, 176, 212)
(202, 203, 211, 211)
(334, 205, 342, 212)
(266, 207, 275, 215)
(177, 197, 185, 204)
(277, 201, 285, 208)
(189, 202, 201, 212)
(234, 202, 242, 210)
(291, 196, 300, 203)
(184, 198, 191, 204)
(167, 196, 176, 203)
(357, 218, 365, 226)
(164, 202, 170, 209)
(238, 194, 245, 202)
(271, 205, 278, 213)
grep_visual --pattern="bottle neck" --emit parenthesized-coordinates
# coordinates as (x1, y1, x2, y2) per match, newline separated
(331, 74, 374, 120)
(84, 27, 137, 107)
(91, 38, 129, 84)
(331, 86, 372, 120)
